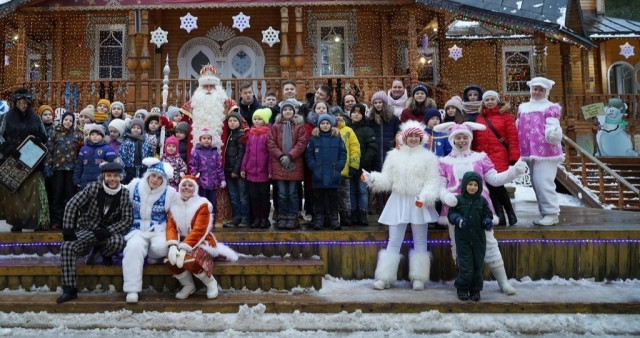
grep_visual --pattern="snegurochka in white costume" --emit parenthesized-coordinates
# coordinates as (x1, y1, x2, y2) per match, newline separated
(435, 121, 527, 295)
(123, 157, 179, 303)
(516, 77, 564, 226)
(362, 120, 442, 291)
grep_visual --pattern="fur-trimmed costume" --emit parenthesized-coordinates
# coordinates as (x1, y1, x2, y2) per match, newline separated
(365, 121, 440, 291)
(122, 158, 179, 302)
(189, 65, 227, 151)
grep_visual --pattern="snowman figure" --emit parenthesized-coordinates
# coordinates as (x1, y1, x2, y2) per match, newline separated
(595, 98, 638, 157)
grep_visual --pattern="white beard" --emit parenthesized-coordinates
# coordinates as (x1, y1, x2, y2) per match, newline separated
(190, 86, 227, 151)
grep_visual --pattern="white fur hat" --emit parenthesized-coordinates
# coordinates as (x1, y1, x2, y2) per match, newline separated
(527, 77, 555, 90)
(108, 118, 127, 136)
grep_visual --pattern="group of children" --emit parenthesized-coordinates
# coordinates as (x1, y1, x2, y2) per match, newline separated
(35, 76, 562, 302)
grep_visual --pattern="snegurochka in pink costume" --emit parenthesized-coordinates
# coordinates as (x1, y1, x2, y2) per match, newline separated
(435, 121, 527, 295)
(516, 77, 564, 226)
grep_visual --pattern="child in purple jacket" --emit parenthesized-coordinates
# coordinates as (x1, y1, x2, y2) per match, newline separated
(241, 108, 273, 229)
(189, 127, 226, 209)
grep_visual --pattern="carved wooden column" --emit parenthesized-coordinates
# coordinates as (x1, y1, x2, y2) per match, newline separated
(139, 10, 151, 108)
(581, 49, 590, 93)
(279, 7, 291, 79)
(380, 12, 391, 77)
(16, 16, 26, 85)
(407, 11, 418, 84)
(126, 11, 139, 112)
(560, 42, 573, 114)
(293, 7, 306, 97)
(437, 12, 448, 91)
(534, 31, 547, 77)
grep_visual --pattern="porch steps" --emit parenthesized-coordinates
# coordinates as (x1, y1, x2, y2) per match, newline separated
(0, 256, 324, 292)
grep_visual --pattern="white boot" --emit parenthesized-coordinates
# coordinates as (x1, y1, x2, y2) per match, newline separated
(174, 270, 196, 299)
(195, 272, 219, 299)
(373, 249, 402, 290)
(488, 260, 516, 295)
(126, 292, 138, 304)
(533, 214, 559, 226)
(408, 250, 432, 291)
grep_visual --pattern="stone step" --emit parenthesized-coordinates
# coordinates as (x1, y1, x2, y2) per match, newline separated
(0, 256, 324, 292)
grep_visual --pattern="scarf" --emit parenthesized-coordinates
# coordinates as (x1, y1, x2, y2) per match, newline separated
(462, 101, 482, 115)
(281, 120, 294, 172)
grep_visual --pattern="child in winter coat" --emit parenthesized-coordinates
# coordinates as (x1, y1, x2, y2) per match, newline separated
(348, 103, 378, 226)
(443, 96, 466, 124)
(361, 120, 441, 291)
(223, 111, 248, 227)
(447, 171, 493, 302)
(160, 136, 187, 190)
(119, 118, 154, 184)
(473, 90, 520, 226)
(47, 111, 82, 229)
(95, 99, 110, 124)
(267, 99, 307, 230)
(108, 119, 127, 155)
(435, 121, 527, 295)
(332, 106, 361, 227)
(73, 124, 117, 189)
(104, 101, 128, 130)
(462, 84, 483, 122)
(304, 114, 346, 230)
(144, 113, 161, 157)
(423, 108, 451, 157)
(241, 108, 273, 228)
(174, 121, 190, 166)
(189, 127, 226, 209)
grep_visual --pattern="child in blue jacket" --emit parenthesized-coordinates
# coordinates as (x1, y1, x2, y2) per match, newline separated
(73, 124, 117, 189)
(423, 108, 451, 157)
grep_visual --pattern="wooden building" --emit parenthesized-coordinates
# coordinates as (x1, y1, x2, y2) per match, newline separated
(0, 0, 638, 141)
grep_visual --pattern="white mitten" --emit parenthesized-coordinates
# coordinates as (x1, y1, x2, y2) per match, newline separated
(442, 192, 458, 207)
(361, 169, 374, 184)
(176, 249, 187, 268)
(167, 245, 178, 265)
(545, 117, 562, 145)
(513, 159, 528, 176)
(220, 181, 226, 189)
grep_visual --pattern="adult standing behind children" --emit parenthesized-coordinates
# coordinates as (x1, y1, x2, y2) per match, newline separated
(239, 82, 263, 127)
(387, 79, 408, 118)
(189, 64, 227, 152)
(461, 84, 483, 122)
(0, 88, 49, 232)
(267, 99, 307, 230)
(57, 161, 133, 303)
(400, 83, 437, 123)
(473, 91, 520, 226)
(122, 158, 178, 303)
(516, 77, 564, 226)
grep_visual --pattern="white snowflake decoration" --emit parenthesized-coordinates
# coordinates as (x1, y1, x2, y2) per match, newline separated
(448, 44, 463, 61)
(150, 27, 168, 48)
(619, 42, 635, 59)
(261, 26, 280, 47)
(180, 13, 198, 33)
(232, 12, 250, 32)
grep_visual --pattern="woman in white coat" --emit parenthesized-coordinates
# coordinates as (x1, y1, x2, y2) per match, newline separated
(122, 157, 178, 303)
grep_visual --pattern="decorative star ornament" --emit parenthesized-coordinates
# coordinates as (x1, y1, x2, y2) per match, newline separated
(232, 12, 250, 32)
(620, 42, 635, 59)
(448, 44, 463, 61)
(150, 27, 168, 48)
(261, 26, 280, 47)
(180, 13, 198, 33)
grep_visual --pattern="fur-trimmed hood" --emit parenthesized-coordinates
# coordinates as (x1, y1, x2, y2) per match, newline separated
(312, 126, 340, 137)
(275, 112, 304, 125)
(478, 101, 511, 115)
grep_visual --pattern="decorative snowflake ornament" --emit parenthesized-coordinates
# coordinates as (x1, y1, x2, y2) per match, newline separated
(232, 12, 250, 32)
(150, 27, 168, 48)
(262, 26, 280, 47)
(448, 44, 463, 61)
(180, 13, 198, 33)
(620, 42, 635, 59)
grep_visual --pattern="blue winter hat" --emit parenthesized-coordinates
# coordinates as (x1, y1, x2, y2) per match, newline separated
(412, 83, 428, 96)
(317, 114, 336, 127)
(142, 157, 173, 180)
(423, 108, 442, 124)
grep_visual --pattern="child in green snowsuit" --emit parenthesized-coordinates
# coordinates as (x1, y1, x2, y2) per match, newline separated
(447, 171, 494, 302)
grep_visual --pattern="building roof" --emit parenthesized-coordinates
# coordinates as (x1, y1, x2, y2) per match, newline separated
(416, 0, 595, 48)
(585, 14, 640, 38)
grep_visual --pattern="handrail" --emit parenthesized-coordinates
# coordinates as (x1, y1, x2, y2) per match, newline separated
(562, 134, 640, 210)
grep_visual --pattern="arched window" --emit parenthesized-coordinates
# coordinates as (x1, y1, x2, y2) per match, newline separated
(607, 61, 635, 94)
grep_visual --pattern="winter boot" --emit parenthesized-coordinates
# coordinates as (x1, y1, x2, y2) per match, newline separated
(195, 272, 219, 299)
(488, 259, 516, 295)
(408, 250, 432, 291)
(174, 270, 196, 299)
(499, 188, 517, 226)
(533, 213, 559, 226)
(340, 211, 351, 227)
(469, 290, 481, 302)
(372, 249, 402, 290)
(350, 210, 360, 226)
(126, 292, 139, 304)
(359, 209, 369, 226)
(505, 207, 517, 226)
(56, 286, 78, 303)
(330, 211, 341, 230)
(312, 213, 324, 230)
(495, 207, 506, 226)
(457, 289, 469, 301)
(276, 214, 288, 229)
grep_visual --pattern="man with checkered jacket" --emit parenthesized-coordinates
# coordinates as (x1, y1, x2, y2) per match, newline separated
(57, 161, 133, 303)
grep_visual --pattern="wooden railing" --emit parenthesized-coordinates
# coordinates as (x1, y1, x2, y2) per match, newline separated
(561, 135, 640, 211)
